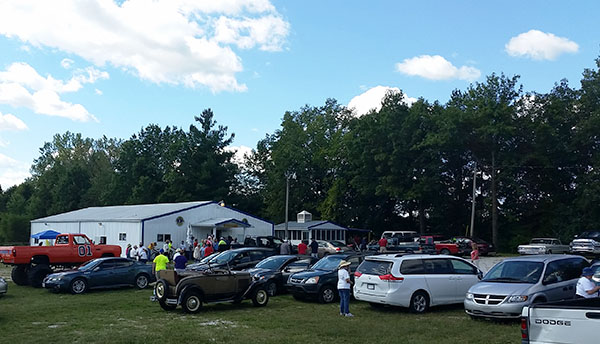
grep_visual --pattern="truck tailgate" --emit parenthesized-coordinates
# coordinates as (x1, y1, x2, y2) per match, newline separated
(525, 304, 600, 344)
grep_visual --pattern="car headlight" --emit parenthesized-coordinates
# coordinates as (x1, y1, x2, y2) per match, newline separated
(507, 295, 528, 303)
(305, 276, 319, 284)
(465, 292, 474, 300)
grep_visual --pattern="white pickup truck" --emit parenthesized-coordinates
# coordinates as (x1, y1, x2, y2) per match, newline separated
(520, 298, 600, 344)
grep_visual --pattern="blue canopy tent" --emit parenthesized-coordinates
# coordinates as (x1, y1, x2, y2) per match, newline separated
(31, 229, 62, 240)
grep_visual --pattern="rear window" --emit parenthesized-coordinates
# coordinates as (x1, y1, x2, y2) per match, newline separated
(579, 231, 600, 239)
(358, 260, 392, 276)
(400, 259, 426, 274)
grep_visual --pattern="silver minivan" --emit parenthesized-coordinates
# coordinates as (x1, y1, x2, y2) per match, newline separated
(464, 255, 588, 319)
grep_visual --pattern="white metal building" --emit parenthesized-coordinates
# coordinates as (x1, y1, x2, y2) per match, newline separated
(30, 201, 273, 256)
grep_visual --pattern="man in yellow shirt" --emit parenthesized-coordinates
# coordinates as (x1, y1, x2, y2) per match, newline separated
(152, 249, 169, 280)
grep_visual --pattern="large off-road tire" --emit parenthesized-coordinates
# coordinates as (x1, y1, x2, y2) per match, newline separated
(181, 290, 203, 313)
(265, 281, 277, 296)
(318, 285, 336, 304)
(28, 264, 52, 288)
(135, 273, 150, 289)
(158, 300, 177, 311)
(252, 287, 269, 307)
(70, 278, 88, 294)
(154, 279, 169, 302)
(11, 265, 30, 286)
(409, 291, 429, 313)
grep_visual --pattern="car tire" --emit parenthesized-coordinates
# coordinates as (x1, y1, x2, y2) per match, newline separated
(318, 285, 336, 304)
(28, 264, 52, 288)
(252, 287, 269, 307)
(11, 265, 29, 286)
(182, 290, 203, 313)
(154, 279, 170, 302)
(70, 278, 88, 294)
(158, 299, 177, 311)
(440, 248, 451, 255)
(409, 291, 429, 313)
(135, 274, 149, 289)
(266, 281, 277, 296)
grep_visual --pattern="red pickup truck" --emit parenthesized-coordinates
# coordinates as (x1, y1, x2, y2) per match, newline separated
(0, 233, 121, 287)
(420, 236, 460, 255)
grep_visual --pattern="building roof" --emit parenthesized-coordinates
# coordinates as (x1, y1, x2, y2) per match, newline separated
(31, 201, 213, 223)
(274, 220, 348, 231)
(192, 218, 252, 228)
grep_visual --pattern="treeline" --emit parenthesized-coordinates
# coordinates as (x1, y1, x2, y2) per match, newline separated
(3, 59, 600, 251)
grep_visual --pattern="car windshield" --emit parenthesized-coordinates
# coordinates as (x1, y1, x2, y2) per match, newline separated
(483, 261, 544, 283)
(579, 231, 600, 239)
(311, 255, 346, 271)
(255, 256, 290, 270)
(530, 239, 550, 244)
(200, 253, 218, 264)
(329, 241, 346, 248)
(271, 238, 283, 245)
(210, 250, 237, 264)
(77, 259, 99, 271)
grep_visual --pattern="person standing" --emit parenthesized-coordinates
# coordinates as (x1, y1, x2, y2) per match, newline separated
(130, 245, 139, 260)
(576, 267, 600, 298)
(470, 242, 480, 268)
(280, 240, 291, 255)
(298, 240, 308, 255)
(137, 245, 148, 263)
(378, 236, 388, 253)
(204, 242, 214, 257)
(152, 249, 169, 280)
(174, 250, 188, 273)
(337, 260, 353, 317)
(360, 238, 367, 252)
(126, 244, 132, 258)
(310, 238, 319, 258)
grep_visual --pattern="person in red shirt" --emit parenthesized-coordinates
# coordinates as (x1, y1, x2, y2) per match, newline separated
(297, 240, 308, 255)
(378, 237, 388, 253)
(204, 242, 214, 257)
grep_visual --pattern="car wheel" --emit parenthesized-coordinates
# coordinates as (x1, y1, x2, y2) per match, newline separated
(28, 264, 53, 288)
(182, 290, 203, 313)
(318, 285, 336, 304)
(409, 291, 429, 313)
(11, 265, 29, 286)
(155, 279, 169, 302)
(70, 278, 88, 294)
(266, 281, 277, 296)
(158, 300, 177, 311)
(252, 287, 269, 307)
(135, 274, 149, 289)
(440, 248, 451, 255)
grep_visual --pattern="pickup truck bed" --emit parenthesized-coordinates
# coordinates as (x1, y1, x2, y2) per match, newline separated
(521, 298, 600, 344)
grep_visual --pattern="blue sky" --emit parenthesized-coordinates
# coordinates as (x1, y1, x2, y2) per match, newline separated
(0, 0, 599, 188)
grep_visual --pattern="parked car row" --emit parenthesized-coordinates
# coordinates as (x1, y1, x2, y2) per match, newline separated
(516, 231, 600, 257)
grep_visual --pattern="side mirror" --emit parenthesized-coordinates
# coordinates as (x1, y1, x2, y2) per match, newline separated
(477, 270, 483, 280)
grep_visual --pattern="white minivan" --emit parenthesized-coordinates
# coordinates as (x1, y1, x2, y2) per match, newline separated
(353, 254, 482, 313)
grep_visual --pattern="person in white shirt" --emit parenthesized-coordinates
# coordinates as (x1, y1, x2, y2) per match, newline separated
(337, 260, 353, 317)
(576, 267, 600, 298)
(137, 245, 148, 263)
(130, 245, 139, 260)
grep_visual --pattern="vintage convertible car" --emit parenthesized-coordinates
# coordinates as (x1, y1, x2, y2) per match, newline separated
(517, 238, 570, 255)
(154, 267, 269, 313)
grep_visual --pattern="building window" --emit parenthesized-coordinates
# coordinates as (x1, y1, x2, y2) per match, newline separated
(157, 234, 171, 242)
(99, 236, 107, 244)
(119, 233, 127, 241)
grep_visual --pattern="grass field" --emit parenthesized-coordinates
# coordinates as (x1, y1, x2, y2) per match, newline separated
(0, 266, 520, 344)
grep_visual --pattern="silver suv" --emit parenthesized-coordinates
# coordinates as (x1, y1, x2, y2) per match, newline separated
(464, 255, 588, 319)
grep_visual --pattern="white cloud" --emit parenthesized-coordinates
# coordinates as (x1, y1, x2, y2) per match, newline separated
(226, 145, 253, 166)
(0, 153, 30, 189)
(0, 62, 107, 122)
(395, 55, 480, 81)
(0, 111, 28, 131)
(0, 0, 289, 93)
(95, 88, 103, 95)
(505, 30, 579, 60)
(61, 58, 74, 69)
(347, 86, 417, 117)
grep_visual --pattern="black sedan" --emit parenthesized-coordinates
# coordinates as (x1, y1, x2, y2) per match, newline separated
(42, 257, 155, 294)
(247, 255, 318, 296)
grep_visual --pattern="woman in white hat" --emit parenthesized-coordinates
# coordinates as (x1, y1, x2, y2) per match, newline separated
(338, 260, 353, 317)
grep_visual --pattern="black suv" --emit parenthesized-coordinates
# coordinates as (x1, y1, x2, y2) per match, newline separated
(186, 248, 275, 272)
(287, 252, 370, 303)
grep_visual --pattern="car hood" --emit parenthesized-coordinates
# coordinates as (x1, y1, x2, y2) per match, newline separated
(518, 245, 545, 249)
(247, 268, 276, 276)
(468, 281, 533, 295)
(291, 269, 332, 279)
(47, 270, 82, 279)
(572, 238, 600, 244)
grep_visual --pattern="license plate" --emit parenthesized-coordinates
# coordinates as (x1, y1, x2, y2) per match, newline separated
(367, 284, 375, 290)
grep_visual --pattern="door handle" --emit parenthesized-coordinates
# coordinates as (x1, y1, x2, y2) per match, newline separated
(586, 312, 600, 319)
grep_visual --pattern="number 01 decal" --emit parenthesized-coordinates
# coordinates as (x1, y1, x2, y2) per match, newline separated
(78, 245, 93, 257)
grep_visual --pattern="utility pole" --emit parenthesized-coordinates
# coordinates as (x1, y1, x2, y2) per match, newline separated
(470, 164, 477, 238)
(284, 174, 290, 240)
